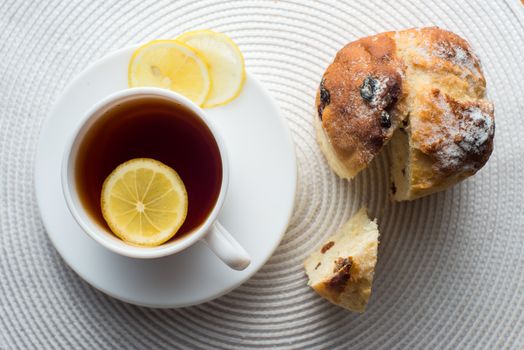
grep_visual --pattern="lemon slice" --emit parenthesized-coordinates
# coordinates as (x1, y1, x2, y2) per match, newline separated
(101, 158, 188, 247)
(177, 30, 246, 108)
(128, 40, 211, 106)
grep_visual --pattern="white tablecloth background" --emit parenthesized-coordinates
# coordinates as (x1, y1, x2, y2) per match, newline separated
(1, 0, 523, 348)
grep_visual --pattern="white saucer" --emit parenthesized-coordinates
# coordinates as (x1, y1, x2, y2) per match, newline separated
(34, 46, 297, 308)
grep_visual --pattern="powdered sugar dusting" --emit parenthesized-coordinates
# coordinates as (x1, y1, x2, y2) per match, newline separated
(369, 77, 390, 107)
(459, 107, 493, 152)
(433, 42, 481, 76)
(426, 94, 494, 173)
(406, 33, 482, 78)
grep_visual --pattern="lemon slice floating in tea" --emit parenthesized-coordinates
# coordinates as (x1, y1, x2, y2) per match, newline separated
(101, 158, 188, 247)
(128, 40, 211, 106)
(177, 30, 246, 108)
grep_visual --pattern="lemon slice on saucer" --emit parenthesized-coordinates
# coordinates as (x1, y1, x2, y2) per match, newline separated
(101, 158, 188, 247)
(128, 40, 211, 106)
(177, 30, 246, 108)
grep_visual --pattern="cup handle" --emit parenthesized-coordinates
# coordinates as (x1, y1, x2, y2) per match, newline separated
(202, 221, 251, 271)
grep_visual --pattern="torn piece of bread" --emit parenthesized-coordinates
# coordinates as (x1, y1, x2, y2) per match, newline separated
(315, 27, 494, 200)
(304, 207, 379, 312)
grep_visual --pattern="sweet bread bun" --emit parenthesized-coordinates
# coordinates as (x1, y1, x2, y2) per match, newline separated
(315, 27, 494, 200)
(304, 207, 379, 312)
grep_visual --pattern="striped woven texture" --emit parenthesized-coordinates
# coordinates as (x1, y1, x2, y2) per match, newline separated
(1, 0, 523, 348)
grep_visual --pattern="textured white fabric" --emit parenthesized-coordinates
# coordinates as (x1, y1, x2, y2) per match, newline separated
(1, 0, 523, 348)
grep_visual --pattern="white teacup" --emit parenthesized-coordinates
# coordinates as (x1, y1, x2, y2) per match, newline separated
(61, 87, 251, 270)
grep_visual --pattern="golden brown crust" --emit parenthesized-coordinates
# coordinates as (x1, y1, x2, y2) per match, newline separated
(316, 32, 407, 176)
(316, 27, 494, 199)
(403, 27, 486, 91)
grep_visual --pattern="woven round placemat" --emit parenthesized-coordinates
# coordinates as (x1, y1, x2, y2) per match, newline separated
(1, 0, 523, 348)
